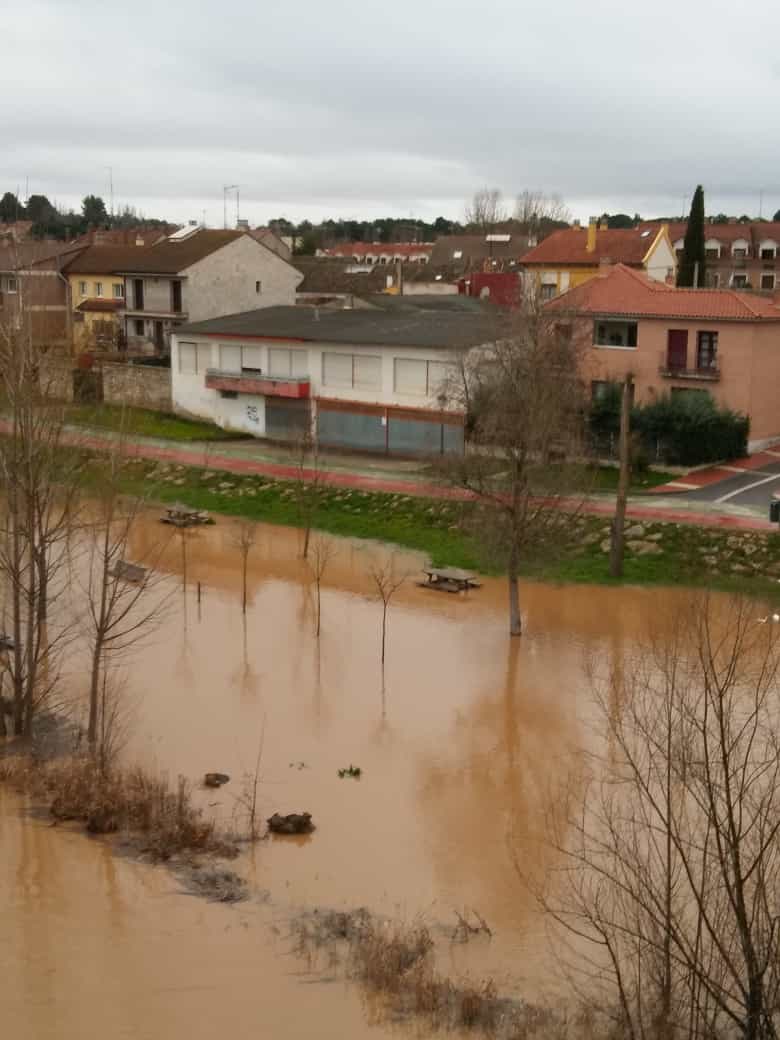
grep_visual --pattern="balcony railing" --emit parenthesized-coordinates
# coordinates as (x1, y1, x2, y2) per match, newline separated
(659, 353, 721, 381)
(205, 369, 310, 399)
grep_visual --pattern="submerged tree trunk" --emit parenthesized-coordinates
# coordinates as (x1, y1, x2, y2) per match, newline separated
(87, 643, 102, 746)
(302, 522, 311, 561)
(508, 544, 521, 637)
(609, 373, 632, 579)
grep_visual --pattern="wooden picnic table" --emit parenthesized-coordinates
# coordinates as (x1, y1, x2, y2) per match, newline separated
(160, 504, 214, 527)
(420, 567, 481, 594)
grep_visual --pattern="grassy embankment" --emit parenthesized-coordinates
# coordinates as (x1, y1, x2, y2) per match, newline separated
(66, 404, 246, 442)
(109, 454, 780, 602)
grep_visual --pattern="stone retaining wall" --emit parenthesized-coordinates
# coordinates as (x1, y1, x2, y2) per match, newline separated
(101, 362, 171, 411)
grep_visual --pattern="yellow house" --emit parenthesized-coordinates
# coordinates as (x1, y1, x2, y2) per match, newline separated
(62, 246, 132, 351)
(521, 219, 676, 299)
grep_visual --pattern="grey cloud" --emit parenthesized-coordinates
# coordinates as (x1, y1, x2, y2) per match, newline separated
(3, 0, 780, 223)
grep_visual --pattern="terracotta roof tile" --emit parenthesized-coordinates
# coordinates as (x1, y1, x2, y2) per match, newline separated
(521, 226, 665, 267)
(76, 298, 125, 313)
(547, 264, 780, 321)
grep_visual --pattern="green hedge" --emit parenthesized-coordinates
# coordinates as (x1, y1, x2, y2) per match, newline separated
(589, 386, 749, 466)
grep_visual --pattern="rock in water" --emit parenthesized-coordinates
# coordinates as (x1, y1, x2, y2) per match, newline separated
(267, 812, 314, 835)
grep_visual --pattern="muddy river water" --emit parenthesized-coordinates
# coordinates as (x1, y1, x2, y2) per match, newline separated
(0, 517, 730, 1037)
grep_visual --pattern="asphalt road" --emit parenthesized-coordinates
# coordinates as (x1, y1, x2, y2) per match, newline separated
(679, 460, 780, 514)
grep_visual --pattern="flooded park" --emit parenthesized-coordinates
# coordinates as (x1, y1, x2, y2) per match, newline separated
(1, 514, 773, 1038)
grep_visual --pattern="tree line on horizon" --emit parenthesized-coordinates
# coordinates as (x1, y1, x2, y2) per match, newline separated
(0, 190, 170, 241)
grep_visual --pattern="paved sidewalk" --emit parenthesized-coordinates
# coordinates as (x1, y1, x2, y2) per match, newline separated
(650, 450, 780, 493)
(36, 421, 777, 535)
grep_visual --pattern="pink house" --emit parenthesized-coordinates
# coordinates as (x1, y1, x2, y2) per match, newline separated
(549, 264, 780, 451)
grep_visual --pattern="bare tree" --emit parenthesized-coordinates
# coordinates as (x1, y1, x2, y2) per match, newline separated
(81, 446, 170, 751)
(464, 188, 507, 232)
(609, 373, 633, 579)
(293, 429, 326, 560)
(440, 294, 587, 636)
(305, 533, 337, 637)
(542, 594, 780, 1040)
(514, 190, 571, 235)
(368, 553, 407, 667)
(231, 519, 257, 614)
(0, 322, 82, 735)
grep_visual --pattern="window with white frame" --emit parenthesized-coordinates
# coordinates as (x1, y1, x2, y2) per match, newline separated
(95, 281, 104, 298)
(178, 342, 197, 374)
(322, 352, 381, 390)
(268, 348, 308, 378)
(732, 273, 748, 288)
(113, 283, 124, 299)
(78, 281, 87, 296)
(761, 273, 776, 290)
(7, 276, 17, 294)
(394, 358, 455, 396)
(704, 241, 721, 260)
(760, 241, 778, 260)
(732, 241, 750, 258)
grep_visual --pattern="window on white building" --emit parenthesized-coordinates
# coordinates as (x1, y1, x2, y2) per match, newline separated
(322, 352, 381, 389)
(269, 348, 308, 378)
(394, 358, 455, 396)
(7, 276, 17, 294)
(196, 343, 212, 373)
(255, 280, 262, 294)
(322, 352, 355, 387)
(178, 342, 197, 374)
(242, 345, 263, 371)
(353, 355, 381, 389)
(219, 344, 242, 372)
(394, 358, 428, 395)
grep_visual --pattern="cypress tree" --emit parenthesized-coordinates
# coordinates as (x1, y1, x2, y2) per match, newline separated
(677, 185, 706, 287)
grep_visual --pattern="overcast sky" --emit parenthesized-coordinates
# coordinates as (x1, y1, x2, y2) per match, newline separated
(3, 0, 779, 228)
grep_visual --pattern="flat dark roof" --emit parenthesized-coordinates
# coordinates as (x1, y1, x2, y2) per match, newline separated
(175, 297, 501, 349)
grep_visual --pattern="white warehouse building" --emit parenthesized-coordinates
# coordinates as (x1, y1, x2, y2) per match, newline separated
(171, 297, 496, 455)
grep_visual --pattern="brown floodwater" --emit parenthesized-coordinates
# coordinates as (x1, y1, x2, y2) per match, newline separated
(1, 514, 748, 1035)
(0, 786, 401, 1040)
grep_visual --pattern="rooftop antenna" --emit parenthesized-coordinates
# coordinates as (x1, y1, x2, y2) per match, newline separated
(223, 184, 239, 229)
(106, 166, 114, 219)
(759, 189, 764, 220)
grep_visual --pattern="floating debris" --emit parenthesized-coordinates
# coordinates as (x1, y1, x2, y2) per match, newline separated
(267, 812, 313, 835)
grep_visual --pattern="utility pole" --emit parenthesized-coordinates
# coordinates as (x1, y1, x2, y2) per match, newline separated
(609, 372, 634, 579)
(106, 166, 114, 220)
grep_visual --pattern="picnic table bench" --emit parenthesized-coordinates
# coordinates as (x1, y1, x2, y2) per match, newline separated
(110, 560, 148, 584)
(160, 504, 215, 528)
(419, 567, 481, 594)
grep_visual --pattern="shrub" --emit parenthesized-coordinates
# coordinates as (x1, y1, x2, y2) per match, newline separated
(588, 386, 749, 466)
(636, 392, 748, 465)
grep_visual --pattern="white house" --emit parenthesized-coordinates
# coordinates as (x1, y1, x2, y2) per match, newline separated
(171, 298, 496, 454)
